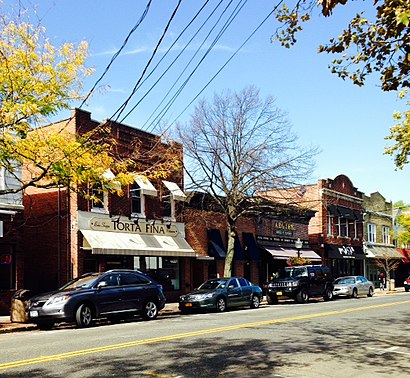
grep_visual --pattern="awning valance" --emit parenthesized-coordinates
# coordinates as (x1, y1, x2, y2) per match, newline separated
(132, 175, 157, 197)
(162, 180, 186, 202)
(263, 246, 321, 261)
(81, 230, 196, 257)
(325, 244, 365, 260)
(365, 246, 403, 259)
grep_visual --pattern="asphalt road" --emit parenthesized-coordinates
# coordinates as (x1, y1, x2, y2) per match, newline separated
(1, 293, 409, 378)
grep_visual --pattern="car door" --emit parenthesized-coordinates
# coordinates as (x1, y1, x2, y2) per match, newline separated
(94, 273, 124, 314)
(238, 278, 252, 305)
(119, 272, 151, 312)
(226, 278, 242, 308)
(357, 276, 368, 295)
(307, 268, 321, 295)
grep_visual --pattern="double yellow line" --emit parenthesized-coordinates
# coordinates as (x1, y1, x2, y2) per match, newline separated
(1, 299, 409, 371)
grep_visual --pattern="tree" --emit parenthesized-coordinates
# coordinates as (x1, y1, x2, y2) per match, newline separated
(272, 0, 410, 168)
(0, 15, 180, 198)
(375, 254, 402, 291)
(178, 86, 318, 276)
(395, 212, 410, 248)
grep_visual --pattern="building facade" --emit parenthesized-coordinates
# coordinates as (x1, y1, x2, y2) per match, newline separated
(0, 166, 25, 314)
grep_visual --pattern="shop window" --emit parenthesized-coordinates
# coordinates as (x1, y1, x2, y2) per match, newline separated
(133, 256, 180, 291)
(382, 226, 390, 244)
(368, 223, 377, 243)
(0, 247, 15, 290)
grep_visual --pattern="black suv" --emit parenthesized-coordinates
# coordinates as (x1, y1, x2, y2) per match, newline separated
(266, 265, 333, 304)
(28, 269, 166, 329)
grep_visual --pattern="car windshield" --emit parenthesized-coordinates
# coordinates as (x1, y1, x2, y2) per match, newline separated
(198, 279, 227, 290)
(335, 277, 355, 285)
(59, 273, 102, 290)
(278, 267, 308, 278)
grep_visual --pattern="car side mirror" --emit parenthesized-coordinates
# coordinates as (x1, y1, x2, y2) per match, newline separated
(228, 285, 235, 290)
(97, 281, 108, 289)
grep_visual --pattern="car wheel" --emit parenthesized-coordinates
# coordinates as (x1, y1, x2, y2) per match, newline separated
(142, 300, 158, 320)
(323, 287, 333, 301)
(367, 287, 374, 297)
(250, 295, 260, 309)
(36, 321, 55, 330)
(75, 303, 93, 328)
(351, 288, 358, 299)
(266, 294, 278, 305)
(296, 289, 308, 304)
(215, 297, 227, 312)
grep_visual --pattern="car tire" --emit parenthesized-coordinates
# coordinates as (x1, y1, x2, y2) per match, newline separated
(296, 289, 308, 304)
(367, 287, 374, 297)
(266, 294, 278, 305)
(75, 303, 93, 328)
(250, 295, 260, 309)
(142, 300, 159, 320)
(351, 288, 358, 299)
(215, 297, 227, 312)
(323, 287, 333, 301)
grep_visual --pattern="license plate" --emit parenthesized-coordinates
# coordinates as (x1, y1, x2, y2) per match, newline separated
(29, 311, 39, 318)
(276, 291, 283, 296)
(184, 303, 193, 307)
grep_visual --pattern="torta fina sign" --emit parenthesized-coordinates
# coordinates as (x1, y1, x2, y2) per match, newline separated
(89, 217, 178, 236)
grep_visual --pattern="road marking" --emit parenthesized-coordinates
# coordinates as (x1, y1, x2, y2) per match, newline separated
(1, 299, 409, 371)
(367, 346, 410, 356)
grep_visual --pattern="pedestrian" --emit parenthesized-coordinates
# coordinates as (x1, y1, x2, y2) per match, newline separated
(378, 272, 385, 290)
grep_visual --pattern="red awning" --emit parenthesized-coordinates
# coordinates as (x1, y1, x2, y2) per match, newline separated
(397, 248, 410, 264)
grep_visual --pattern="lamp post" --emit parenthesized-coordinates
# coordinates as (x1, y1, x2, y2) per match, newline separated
(295, 238, 303, 258)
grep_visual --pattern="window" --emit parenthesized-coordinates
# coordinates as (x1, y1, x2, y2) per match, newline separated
(335, 217, 341, 236)
(228, 278, 239, 288)
(327, 214, 333, 236)
(162, 187, 173, 218)
(130, 183, 143, 215)
(134, 256, 180, 291)
(368, 223, 377, 243)
(382, 226, 390, 244)
(353, 220, 358, 239)
(120, 272, 149, 286)
(91, 185, 108, 212)
(238, 278, 250, 287)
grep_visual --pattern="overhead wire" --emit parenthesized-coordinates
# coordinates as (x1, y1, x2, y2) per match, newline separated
(111, 0, 183, 122)
(144, 0, 246, 133)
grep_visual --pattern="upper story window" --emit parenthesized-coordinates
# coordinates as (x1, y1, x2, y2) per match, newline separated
(327, 214, 333, 236)
(130, 175, 158, 217)
(91, 185, 108, 212)
(161, 180, 186, 220)
(382, 226, 390, 244)
(367, 223, 377, 243)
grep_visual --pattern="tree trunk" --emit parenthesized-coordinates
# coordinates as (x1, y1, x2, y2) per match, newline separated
(224, 225, 236, 277)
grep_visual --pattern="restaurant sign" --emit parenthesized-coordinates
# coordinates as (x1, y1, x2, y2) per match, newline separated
(89, 217, 178, 236)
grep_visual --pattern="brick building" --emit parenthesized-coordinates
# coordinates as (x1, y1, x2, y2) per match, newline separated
(23, 109, 195, 302)
(0, 166, 24, 314)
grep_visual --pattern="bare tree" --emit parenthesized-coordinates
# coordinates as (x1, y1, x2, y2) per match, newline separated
(375, 254, 402, 291)
(177, 86, 319, 276)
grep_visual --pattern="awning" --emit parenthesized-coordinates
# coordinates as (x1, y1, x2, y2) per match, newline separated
(263, 246, 321, 261)
(325, 244, 365, 260)
(365, 246, 404, 259)
(132, 175, 157, 197)
(243, 233, 260, 261)
(337, 206, 356, 220)
(208, 229, 226, 259)
(234, 235, 245, 260)
(162, 180, 186, 201)
(81, 230, 196, 257)
(327, 205, 340, 216)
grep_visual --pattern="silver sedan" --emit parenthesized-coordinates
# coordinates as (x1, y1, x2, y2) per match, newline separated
(333, 276, 374, 298)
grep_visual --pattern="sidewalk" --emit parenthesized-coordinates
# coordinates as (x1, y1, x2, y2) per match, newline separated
(0, 288, 407, 334)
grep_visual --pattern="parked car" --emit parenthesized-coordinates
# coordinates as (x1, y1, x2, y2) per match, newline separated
(179, 277, 263, 313)
(28, 269, 166, 329)
(333, 276, 374, 298)
(404, 276, 410, 292)
(266, 265, 334, 304)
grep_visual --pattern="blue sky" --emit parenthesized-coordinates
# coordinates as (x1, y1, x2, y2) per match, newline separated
(7, 0, 409, 203)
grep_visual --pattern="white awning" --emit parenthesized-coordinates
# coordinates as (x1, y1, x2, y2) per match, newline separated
(264, 246, 321, 261)
(162, 180, 186, 201)
(365, 246, 403, 259)
(132, 175, 157, 197)
(81, 230, 196, 257)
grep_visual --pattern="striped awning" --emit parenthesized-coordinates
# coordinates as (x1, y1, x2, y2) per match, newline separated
(365, 245, 403, 259)
(81, 230, 196, 257)
(263, 246, 321, 261)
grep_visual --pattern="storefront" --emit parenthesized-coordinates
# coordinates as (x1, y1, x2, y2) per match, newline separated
(324, 244, 365, 278)
(78, 211, 196, 301)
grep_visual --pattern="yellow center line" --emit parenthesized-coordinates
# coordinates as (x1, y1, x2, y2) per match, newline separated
(1, 299, 409, 371)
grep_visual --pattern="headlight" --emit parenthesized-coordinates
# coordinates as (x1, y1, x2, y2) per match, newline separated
(45, 295, 70, 306)
(290, 281, 299, 287)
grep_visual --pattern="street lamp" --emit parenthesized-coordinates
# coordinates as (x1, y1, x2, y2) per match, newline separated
(295, 238, 303, 258)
